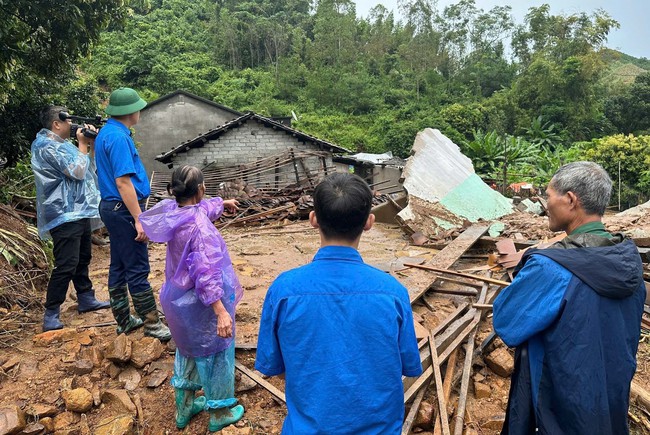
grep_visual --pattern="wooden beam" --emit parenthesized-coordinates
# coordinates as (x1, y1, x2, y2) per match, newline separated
(402, 380, 428, 435)
(235, 361, 286, 404)
(404, 263, 510, 287)
(429, 334, 451, 435)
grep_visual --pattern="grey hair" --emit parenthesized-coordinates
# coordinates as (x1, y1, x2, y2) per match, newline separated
(40, 105, 67, 129)
(549, 161, 612, 216)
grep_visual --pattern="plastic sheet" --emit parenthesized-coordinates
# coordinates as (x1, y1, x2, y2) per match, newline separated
(31, 129, 101, 239)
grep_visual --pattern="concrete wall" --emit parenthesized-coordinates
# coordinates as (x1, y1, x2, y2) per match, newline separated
(170, 118, 332, 189)
(134, 94, 238, 178)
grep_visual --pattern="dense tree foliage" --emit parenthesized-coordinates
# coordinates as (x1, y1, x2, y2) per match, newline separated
(2, 0, 650, 205)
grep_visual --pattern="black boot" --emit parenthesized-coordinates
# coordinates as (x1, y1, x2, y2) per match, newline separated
(132, 288, 171, 342)
(108, 286, 143, 334)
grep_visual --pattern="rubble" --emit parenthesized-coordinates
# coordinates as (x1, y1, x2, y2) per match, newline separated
(396, 129, 512, 238)
(95, 415, 134, 435)
(100, 390, 137, 416)
(484, 347, 514, 378)
(53, 411, 80, 431)
(118, 367, 142, 391)
(62, 388, 94, 413)
(129, 336, 164, 369)
(0, 405, 26, 435)
(24, 403, 57, 418)
(105, 334, 132, 363)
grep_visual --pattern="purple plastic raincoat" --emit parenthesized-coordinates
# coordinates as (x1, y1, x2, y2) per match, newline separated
(139, 198, 243, 358)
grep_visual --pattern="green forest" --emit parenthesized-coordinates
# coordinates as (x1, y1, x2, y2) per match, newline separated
(2, 0, 650, 207)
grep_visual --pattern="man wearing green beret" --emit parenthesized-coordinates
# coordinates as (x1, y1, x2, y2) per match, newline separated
(94, 87, 171, 341)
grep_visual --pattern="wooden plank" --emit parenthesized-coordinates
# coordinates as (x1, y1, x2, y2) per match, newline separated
(406, 225, 489, 303)
(430, 287, 478, 297)
(235, 361, 286, 404)
(402, 380, 428, 435)
(434, 348, 458, 435)
(404, 263, 510, 287)
(429, 334, 451, 435)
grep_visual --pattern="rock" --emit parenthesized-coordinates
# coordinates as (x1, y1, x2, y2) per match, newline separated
(118, 367, 141, 391)
(17, 360, 39, 378)
(20, 422, 45, 435)
(0, 405, 26, 435)
(146, 370, 168, 388)
(71, 360, 94, 376)
(53, 411, 79, 431)
(414, 400, 435, 429)
(33, 329, 77, 347)
(221, 426, 253, 435)
(60, 377, 75, 391)
(42, 392, 60, 405)
(130, 337, 164, 369)
(105, 334, 132, 364)
(473, 381, 491, 399)
(146, 361, 173, 375)
(484, 347, 514, 378)
(75, 330, 95, 347)
(91, 386, 101, 407)
(25, 403, 57, 418)
(79, 347, 103, 368)
(103, 362, 122, 380)
(62, 388, 93, 413)
(166, 338, 177, 353)
(100, 390, 137, 416)
(1, 356, 20, 371)
(94, 415, 134, 435)
(235, 373, 257, 393)
(481, 414, 506, 430)
(39, 417, 54, 433)
(473, 373, 485, 383)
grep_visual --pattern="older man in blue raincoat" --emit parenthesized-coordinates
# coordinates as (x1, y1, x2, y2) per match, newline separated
(493, 161, 645, 434)
(31, 105, 110, 331)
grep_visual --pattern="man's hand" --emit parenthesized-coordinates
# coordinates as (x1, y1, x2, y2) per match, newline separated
(223, 199, 240, 213)
(76, 124, 96, 154)
(134, 218, 149, 243)
(212, 300, 233, 338)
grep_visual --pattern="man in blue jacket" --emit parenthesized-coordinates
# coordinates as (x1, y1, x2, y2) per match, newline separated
(256, 173, 423, 434)
(31, 106, 110, 331)
(493, 161, 645, 435)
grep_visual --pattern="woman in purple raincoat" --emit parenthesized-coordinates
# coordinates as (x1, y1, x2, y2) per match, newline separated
(139, 165, 244, 432)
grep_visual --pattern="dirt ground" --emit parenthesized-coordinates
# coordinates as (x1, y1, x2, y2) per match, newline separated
(0, 214, 649, 434)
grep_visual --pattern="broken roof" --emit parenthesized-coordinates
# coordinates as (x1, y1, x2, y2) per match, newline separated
(156, 111, 350, 164)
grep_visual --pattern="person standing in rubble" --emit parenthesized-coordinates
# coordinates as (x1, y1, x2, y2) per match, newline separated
(255, 172, 423, 434)
(94, 87, 171, 341)
(493, 161, 645, 434)
(32, 105, 110, 332)
(139, 165, 244, 432)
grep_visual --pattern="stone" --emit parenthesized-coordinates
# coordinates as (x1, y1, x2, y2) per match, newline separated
(104, 362, 122, 380)
(75, 330, 95, 347)
(53, 411, 79, 431)
(62, 388, 93, 413)
(481, 414, 506, 430)
(1, 356, 20, 371)
(473, 381, 491, 399)
(79, 347, 103, 368)
(17, 360, 39, 378)
(118, 367, 141, 391)
(40, 417, 54, 433)
(129, 337, 164, 369)
(25, 403, 57, 418)
(42, 392, 60, 405)
(146, 370, 168, 388)
(235, 373, 257, 393)
(94, 415, 134, 435)
(0, 405, 26, 435)
(71, 360, 94, 376)
(473, 373, 485, 383)
(91, 386, 101, 407)
(414, 400, 435, 429)
(100, 390, 137, 416)
(146, 361, 173, 375)
(166, 338, 177, 353)
(60, 378, 75, 391)
(33, 329, 77, 347)
(484, 347, 514, 378)
(221, 426, 253, 435)
(20, 422, 45, 435)
(105, 334, 132, 364)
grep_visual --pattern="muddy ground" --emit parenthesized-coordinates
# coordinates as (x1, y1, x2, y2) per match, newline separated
(0, 214, 649, 434)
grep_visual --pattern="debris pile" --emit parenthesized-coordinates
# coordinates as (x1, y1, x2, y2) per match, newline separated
(148, 149, 337, 228)
(396, 129, 513, 239)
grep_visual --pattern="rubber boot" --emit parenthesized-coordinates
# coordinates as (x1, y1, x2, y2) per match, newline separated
(77, 290, 110, 313)
(108, 286, 143, 334)
(208, 405, 244, 432)
(43, 307, 64, 332)
(175, 389, 206, 429)
(132, 288, 171, 342)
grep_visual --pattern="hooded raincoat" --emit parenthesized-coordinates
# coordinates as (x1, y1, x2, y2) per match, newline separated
(31, 129, 101, 239)
(493, 233, 645, 435)
(139, 198, 243, 358)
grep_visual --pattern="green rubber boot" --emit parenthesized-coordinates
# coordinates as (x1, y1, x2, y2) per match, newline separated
(175, 389, 206, 429)
(208, 405, 244, 432)
(131, 288, 171, 342)
(108, 286, 143, 334)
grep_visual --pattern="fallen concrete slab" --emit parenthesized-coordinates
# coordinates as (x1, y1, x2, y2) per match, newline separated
(397, 129, 513, 237)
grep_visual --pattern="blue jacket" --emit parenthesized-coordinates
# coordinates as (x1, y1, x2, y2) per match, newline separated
(493, 234, 645, 435)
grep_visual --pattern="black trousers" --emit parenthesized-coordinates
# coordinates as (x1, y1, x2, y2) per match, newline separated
(45, 218, 93, 310)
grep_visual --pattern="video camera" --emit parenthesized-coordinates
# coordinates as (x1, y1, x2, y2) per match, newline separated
(58, 111, 106, 140)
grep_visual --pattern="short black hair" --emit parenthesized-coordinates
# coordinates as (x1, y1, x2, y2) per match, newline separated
(313, 173, 373, 242)
(167, 165, 204, 203)
(40, 105, 67, 129)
